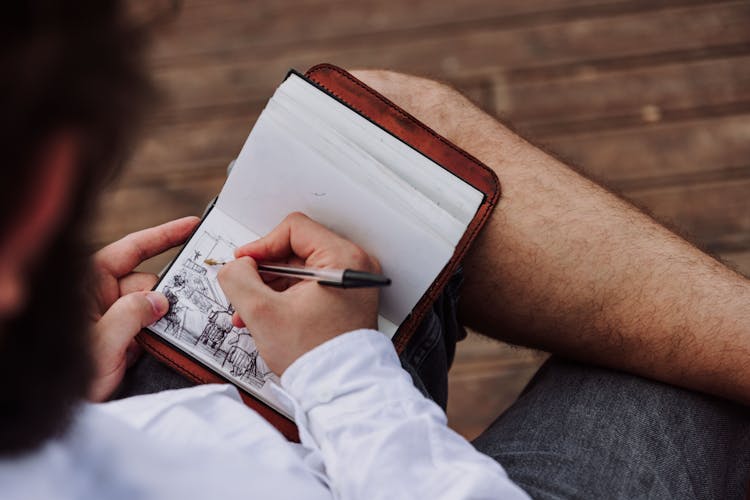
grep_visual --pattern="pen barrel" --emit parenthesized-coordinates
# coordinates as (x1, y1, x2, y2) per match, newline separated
(257, 264, 344, 283)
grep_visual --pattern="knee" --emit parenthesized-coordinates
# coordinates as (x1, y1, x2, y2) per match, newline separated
(350, 69, 453, 98)
(474, 359, 750, 499)
(349, 69, 468, 137)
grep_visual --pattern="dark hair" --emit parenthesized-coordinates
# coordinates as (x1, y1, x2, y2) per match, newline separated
(0, 1, 154, 453)
(0, 2, 154, 235)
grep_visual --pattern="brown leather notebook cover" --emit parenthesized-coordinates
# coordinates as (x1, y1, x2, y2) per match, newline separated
(136, 63, 501, 442)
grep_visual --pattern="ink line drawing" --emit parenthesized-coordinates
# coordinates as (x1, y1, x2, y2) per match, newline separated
(151, 229, 272, 390)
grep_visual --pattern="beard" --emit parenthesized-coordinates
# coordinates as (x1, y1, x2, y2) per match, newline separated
(0, 219, 94, 455)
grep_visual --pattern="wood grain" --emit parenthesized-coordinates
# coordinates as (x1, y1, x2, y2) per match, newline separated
(147, 2, 750, 123)
(499, 55, 750, 131)
(541, 114, 750, 187)
(150, 0, 711, 61)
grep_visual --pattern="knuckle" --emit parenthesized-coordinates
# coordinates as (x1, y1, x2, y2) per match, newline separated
(220, 257, 250, 275)
(286, 211, 308, 224)
(91, 250, 105, 267)
(348, 246, 376, 270)
(216, 264, 231, 283)
(122, 234, 147, 263)
(369, 255, 382, 274)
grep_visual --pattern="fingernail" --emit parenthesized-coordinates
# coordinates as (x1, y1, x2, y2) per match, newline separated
(146, 292, 168, 316)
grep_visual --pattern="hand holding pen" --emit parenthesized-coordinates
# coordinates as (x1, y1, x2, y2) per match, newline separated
(216, 212, 383, 375)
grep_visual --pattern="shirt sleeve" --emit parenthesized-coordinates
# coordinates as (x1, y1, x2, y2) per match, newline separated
(281, 329, 530, 500)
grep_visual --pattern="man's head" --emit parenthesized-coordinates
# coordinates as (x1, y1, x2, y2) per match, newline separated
(0, 2, 152, 454)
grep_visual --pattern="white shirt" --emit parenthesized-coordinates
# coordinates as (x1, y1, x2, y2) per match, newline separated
(0, 329, 529, 499)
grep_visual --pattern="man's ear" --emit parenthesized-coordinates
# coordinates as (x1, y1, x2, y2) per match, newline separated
(0, 133, 79, 318)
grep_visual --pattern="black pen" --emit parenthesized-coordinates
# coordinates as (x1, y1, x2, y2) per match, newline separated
(204, 259, 391, 288)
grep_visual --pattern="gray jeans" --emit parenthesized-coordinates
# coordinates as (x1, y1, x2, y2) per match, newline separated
(473, 359, 750, 499)
(119, 271, 750, 499)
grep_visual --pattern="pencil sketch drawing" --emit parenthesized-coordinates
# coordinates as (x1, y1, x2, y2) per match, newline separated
(152, 229, 272, 389)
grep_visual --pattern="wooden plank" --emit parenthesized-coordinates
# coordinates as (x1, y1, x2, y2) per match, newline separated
(495, 55, 750, 126)
(130, 114, 259, 178)
(148, 3, 750, 121)
(719, 249, 750, 277)
(150, 0, 662, 61)
(447, 361, 543, 440)
(539, 114, 750, 186)
(140, 51, 750, 178)
(447, 333, 546, 439)
(92, 174, 222, 245)
(625, 178, 750, 252)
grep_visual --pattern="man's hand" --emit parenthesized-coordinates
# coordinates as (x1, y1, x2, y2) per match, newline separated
(88, 216, 199, 401)
(218, 212, 380, 375)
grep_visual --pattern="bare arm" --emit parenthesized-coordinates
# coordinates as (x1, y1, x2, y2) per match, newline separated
(352, 69, 750, 405)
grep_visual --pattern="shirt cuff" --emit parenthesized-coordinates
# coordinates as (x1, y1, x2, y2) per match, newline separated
(281, 329, 395, 400)
(280, 328, 422, 424)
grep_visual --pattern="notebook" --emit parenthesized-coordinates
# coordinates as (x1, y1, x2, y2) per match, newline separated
(137, 64, 500, 440)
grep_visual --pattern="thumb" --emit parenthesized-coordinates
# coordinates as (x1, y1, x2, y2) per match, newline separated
(90, 291, 167, 402)
(96, 291, 169, 354)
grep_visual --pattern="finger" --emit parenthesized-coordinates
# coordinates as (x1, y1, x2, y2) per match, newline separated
(218, 257, 278, 327)
(232, 312, 245, 328)
(94, 216, 200, 278)
(119, 272, 158, 295)
(235, 212, 345, 262)
(95, 291, 169, 356)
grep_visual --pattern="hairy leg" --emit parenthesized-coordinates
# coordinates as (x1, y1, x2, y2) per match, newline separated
(351, 70, 750, 405)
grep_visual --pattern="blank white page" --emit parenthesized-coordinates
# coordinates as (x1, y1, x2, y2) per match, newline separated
(218, 73, 484, 328)
(263, 96, 465, 246)
(277, 75, 484, 229)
